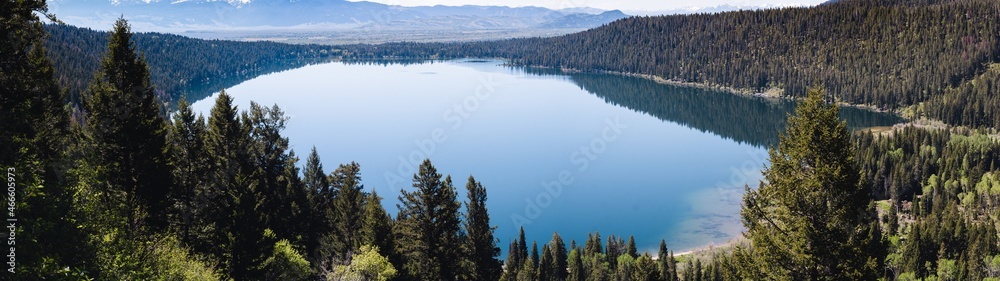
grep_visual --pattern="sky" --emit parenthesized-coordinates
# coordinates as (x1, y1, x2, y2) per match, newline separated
(345, 0, 828, 13)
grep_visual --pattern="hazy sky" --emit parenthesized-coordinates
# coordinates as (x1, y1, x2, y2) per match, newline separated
(346, 0, 827, 12)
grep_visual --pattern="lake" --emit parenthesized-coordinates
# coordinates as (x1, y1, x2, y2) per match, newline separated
(191, 59, 903, 254)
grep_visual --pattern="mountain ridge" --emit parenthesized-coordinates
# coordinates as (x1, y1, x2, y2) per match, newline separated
(48, 0, 628, 34)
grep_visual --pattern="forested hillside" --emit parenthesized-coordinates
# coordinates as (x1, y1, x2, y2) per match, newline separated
(475, 0, 1000, 110)
(43, 24, 341, 107)
(346, 0, 1000, 128)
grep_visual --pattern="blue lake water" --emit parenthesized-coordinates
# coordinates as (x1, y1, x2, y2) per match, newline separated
(191, 59, 903, 254)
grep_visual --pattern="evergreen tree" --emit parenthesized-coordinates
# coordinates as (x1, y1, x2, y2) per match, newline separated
(531, 241, 540, 269)
(693, 259, 702, 281)
(549, 232, 569, 281)
(395, 159, 463, 280)
(167, 98, 209, 246)
(568, 248, 586, 281)
(738, 88, 885, 280)
(518, 227, 529, 266)
(302, 146, 333, 265)
(330, 162, 366, 262)
(607, 236, 622, 271)
(83, 17, 172, 234)
(1, 0, 92, 278)
(503, 240, 522, 280)
(657, 240, 673, 281)
(279, 151, 311, 245)
(303, 146, 330, 196)
(464, 176, 502, 281)
(626, 236, 638, 258)
(633, 254, 658, 281)
(361, 191, 395, 260)
(204, 90, 270, 280)
(538, 244, 553, 281)
(584, 232, 603, 256)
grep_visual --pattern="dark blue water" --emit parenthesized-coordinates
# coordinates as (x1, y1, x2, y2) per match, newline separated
(192, 59, 903, 254)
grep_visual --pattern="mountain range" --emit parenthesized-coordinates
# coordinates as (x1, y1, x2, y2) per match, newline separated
(47, 0, 629, 33)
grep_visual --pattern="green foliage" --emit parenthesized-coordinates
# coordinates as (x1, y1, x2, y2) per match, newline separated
(738, 88, 884, 280)
(615, 254, 636, 281)
(43, 24, 340, 107)
(657, 240, 678, 281)
(330, 162, 366, 262)
(83, 17, 173, 234)
(360, 191, 395, 262)
(330, 245, 398, 281)
(148, 236, 223, 281)
(567, 249, 585, 281)
(464, 176, 502, 281)
(262, 237, 313, 281)
(394, 159, 463, 280)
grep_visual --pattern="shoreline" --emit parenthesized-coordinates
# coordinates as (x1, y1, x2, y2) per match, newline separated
(504, 63, 908, 116)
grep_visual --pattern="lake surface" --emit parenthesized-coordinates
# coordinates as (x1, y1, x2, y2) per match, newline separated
(191, 59, 903, 254)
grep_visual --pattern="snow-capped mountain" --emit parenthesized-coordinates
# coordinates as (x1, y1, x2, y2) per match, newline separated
(47, 0, 629, 33)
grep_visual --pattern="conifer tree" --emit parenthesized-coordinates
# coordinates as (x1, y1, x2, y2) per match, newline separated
(568, 248, 586, 281)
(167, 98, 209, 245)
(626, 236, 638, 258)
(517, 227, 529, 266)
(538, 244, 553, 281)
(549, 232, 569, 280)
(302, 146, 333, 264)
(738, 87, 885, 280)
(464, 176, 502, 281)
(395, 159, 462, 280)
(204, 90, 269, 280)
(330, 162, 366, 262)
(531, 241, 540, 269)
(361, 191, 395, 259)
(1, 1, 91, 278)
(83, 17, 172, 234)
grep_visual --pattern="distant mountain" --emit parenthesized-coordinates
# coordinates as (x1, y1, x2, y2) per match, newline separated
(538, 10, 627, 29)
(47, 0, 628, 34)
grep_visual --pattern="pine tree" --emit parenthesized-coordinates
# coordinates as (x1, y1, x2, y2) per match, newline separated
(607, 236, 622, 271)
(584, 232, 603, 257)
(204, 90, 268, 280)
(83, 17, 172, 234)
(503, 240, 522, 280)
(738, 87, 885, 280)
(549, 232, 569, 280)
(1, 1, 91, 278)
(167, 98, 209, 246)
(626, 236, 638, 258)
(330, 162, 366, 262)
(538, 244, 553, 281)
(634, 254, 658, 281)
(302, 146, 332, 265)
(361, 191, 395, 260)
(518, 227, 529, 266)
(395, 159, 463, 280)
(568, 248, 585, 281)
(464, 176, 502, 281)
(531, 241, 540, 269)
(303, 146, 330, 197)
(657, 240, 673, 281)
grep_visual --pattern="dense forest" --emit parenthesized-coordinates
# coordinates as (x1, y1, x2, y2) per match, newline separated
(5, 0, 1000, 280)
(43, 24, 342, 109)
